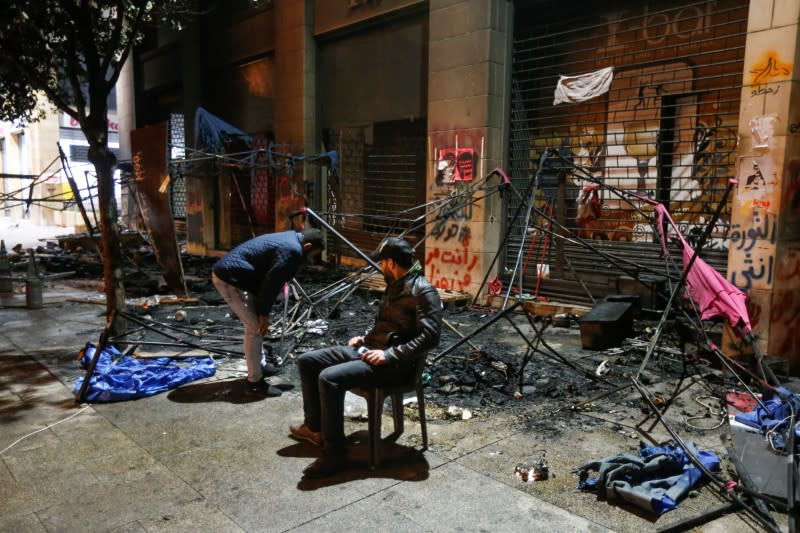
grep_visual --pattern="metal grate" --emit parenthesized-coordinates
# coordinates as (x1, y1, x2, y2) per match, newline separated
(506, 0, 747, 302)
(323, 124, 426, 261)
(168, 113, 187, 220)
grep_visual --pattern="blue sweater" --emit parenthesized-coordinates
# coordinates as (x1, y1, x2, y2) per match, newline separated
(212, 231, 304, 316)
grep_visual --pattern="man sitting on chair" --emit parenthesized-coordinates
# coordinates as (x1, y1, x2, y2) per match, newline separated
(290, 237, 443, 478)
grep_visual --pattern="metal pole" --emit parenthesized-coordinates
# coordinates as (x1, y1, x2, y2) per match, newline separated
(430, 301, 522, 363)
(304, 207, 382, 271)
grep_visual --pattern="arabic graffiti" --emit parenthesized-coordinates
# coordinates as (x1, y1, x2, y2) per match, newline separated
(729, 212, 777, 252)
(785, 160, 800, 240)
(425, 240, 479, 292)
(730, 254, 774, 291)
(430, 222, 471, 246)
(728, 211, 778, 291)
(750, 85, 781, 98)
(749, 52, 792, 85)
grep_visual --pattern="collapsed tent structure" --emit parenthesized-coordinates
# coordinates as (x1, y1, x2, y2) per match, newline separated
(16, 107, 786, 529)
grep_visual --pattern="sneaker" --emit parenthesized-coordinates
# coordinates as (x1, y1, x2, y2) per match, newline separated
(289, 424, 322, 446)
(302, 453, 346, 478)
(244, 379, 282, 398)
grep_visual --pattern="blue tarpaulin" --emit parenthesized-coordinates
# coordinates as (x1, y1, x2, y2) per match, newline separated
(74, 343, 216, 402)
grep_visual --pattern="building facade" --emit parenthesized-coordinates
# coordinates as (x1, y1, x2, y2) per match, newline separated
(0, 109, 120, 232)
(128, 0, 800, 365)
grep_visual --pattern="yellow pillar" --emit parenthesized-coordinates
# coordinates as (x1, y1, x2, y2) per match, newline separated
(726, 0, 800, 367)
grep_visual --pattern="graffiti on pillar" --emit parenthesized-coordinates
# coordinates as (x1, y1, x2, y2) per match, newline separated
(425, 225, 478, 292)
(729, 211, 777, 291)
(749, 51, 792, 86)
(431, 222, 471, 246)
(746, 298, 763, 330)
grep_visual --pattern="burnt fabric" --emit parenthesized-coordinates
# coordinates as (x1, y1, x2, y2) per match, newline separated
(577, 441, 720, 515)
(73, 343, 215, 402)
(212, 231, 305, 316)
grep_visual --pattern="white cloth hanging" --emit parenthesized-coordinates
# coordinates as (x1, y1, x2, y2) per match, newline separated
(553, 66, 614, 105)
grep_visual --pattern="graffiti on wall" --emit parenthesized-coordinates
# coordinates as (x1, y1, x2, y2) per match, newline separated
(426, 131, 486, 291)
(425, 223, 477, 292)
(776, 248, 800, 285)
(603, 2, 715, 51)
(728, 211, 777, 291)
(551, 60, 740, 246)
(749, 51, 792, 86)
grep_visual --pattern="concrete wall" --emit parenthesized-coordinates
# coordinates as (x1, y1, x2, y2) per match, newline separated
(425, 0, 512, 298)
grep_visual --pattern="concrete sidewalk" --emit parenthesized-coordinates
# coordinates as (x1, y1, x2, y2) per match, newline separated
(2, 292, 781, 532)
(0, 299, 607, 533)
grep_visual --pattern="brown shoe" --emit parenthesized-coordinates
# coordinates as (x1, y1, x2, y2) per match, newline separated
(289, 424, 322, 446)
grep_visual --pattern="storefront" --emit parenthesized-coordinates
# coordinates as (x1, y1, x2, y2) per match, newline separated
(507, 0, 748, 305)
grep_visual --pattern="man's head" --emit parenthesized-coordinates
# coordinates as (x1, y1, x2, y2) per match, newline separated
(373, 237, 414, 283)
(301, 228, 325, 262)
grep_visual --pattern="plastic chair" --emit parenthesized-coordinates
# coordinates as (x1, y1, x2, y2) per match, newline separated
(351, 355, 428, 469)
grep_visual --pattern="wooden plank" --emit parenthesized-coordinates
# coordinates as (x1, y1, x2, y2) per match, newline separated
(486, 295, 591, 317)
(360, 274, 470, 305)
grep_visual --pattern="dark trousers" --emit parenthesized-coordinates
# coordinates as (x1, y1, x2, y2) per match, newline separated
(296, 345, 413, 454)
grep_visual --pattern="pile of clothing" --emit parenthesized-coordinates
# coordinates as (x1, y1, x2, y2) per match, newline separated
(576, 441, 720, 515)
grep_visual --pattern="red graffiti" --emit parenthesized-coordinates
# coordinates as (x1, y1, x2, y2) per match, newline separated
(428, 264, 472, 292)
(426, 246, 479, 292)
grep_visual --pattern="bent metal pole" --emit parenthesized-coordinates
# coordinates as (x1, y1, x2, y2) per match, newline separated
(302, 207, 382, 271)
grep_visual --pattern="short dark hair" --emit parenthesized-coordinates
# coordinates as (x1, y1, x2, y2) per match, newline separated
(376, 237, 414, 268)
(302, 228, 325, 251)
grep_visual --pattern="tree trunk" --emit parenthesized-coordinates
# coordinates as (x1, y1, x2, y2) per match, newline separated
(89, 143, 127, 336)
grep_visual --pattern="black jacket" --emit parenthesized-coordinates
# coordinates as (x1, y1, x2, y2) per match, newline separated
(364, 265, 443, 365)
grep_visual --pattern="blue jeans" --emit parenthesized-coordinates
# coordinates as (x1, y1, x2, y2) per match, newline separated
(296, 345, 414, 453)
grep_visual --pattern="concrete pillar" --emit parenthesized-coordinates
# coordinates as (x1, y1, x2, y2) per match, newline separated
(274, 0, 316, 155)
(426, 0, 513, 299)
(726, 0, 800, 366)
(116, 57, 136, 228)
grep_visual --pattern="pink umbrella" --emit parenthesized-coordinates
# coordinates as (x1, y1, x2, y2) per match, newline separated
(654, 204, 751, 333)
